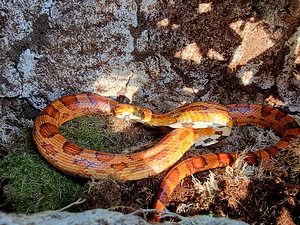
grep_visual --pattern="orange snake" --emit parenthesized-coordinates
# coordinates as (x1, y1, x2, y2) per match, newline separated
(33, 93, 300, 221)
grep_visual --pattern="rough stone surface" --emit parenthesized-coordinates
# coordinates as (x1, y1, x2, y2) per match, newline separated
(0, 209, 249, 225)
(0, 0, 299, 112)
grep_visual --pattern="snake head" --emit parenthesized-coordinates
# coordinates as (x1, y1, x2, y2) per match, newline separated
(114, 104, 152, 123)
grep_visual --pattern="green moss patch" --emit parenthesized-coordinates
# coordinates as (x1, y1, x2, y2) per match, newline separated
(59, 114, 160, 155)
(59, 115, 117, 152)
(0, 129, 84, 213)
(0, 114, 156, 214)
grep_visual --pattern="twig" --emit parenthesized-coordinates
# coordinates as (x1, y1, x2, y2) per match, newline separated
(56, 198, 86, 212)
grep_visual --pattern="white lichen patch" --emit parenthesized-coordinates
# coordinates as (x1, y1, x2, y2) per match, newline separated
(17, 49, 42, 80)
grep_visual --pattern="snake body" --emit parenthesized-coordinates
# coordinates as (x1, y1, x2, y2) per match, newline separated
(33, 93, 300, 221)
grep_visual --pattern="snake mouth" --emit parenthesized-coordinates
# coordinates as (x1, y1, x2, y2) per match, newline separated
(113, 104, 152, 123)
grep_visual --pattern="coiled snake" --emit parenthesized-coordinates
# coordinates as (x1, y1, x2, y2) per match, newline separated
(33, 93, 300, 221)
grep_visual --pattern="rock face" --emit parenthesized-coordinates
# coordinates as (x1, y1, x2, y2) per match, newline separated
(0, 209, 249, 225)
(1, 0, 299, 112)
(0, 0, 299, 224)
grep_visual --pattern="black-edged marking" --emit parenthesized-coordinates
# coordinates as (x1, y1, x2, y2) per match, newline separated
(284, 121, 300, 130)
(95, 152, 115, 162)
(263, 146, 280, 157)
(245, 152, 259, 165)
(110, 162, 128, 171)
(62, 141, 84, 156)
(247, 115, 256, 120)
(39, 123, 60, 138)
(40, 104, 60, 120)
(281, 134, 299, 142)
(216, 153, 234, 166)
(260, 106, 273, 117)
(59, 94, 79, 111)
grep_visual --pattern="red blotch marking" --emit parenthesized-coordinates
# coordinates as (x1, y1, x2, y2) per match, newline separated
(62, 141, 83, 156)
(284, 121, 300, 130)
(59, 95, 79, 111)
(245, 152, 259, 165)
(39, 123, 60, 138)
(186, 156, 207, 173)
(110, 162, 128, 171)
(41, 104, 60, 120)
(281, 134, 298, 142)
(217, 153, 234, 166)
(42, 142, 57, 155)
(264, 146, 279, 157)
(95, 152, 115, 162)
(261, 106, 273, 117)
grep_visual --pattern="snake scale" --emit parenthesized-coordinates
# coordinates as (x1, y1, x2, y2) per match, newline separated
(33, 93, 300, 221)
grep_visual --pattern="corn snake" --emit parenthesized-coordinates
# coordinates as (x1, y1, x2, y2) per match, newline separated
(33, 93, 300, 221)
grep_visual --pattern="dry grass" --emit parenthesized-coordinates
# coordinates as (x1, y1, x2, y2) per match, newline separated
(277, 139, 300, 184)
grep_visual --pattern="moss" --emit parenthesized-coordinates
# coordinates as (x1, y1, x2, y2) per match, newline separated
(0, 128, 84, 213)
(0, 115, 117, 214)
(59, 115, 116, 152)
(0, 114, 147, 214)
(59, 114, 158, 155)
